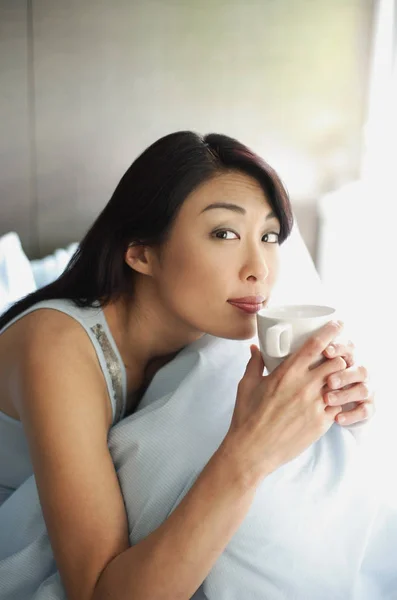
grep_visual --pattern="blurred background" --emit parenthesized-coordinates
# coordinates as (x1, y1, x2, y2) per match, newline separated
(0, 0, 377, 259)
(1, 0, 397, 497)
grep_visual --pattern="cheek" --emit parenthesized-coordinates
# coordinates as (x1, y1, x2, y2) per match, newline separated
(157, 245, 227, 319)
(181, 252, 223, 294)
(165, 245, 280, 292)
(268, 251, 280, 286)
(159, 246, 212, 295)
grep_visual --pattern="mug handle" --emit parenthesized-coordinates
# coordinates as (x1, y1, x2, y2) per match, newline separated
(265, 323, 292, 358)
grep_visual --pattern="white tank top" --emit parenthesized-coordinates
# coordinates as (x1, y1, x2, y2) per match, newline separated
(0, 299, 127, 505)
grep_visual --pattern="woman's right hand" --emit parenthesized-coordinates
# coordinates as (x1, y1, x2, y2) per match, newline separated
(222, 320, 347, 486)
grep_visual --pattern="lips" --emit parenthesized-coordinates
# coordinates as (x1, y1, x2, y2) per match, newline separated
(227, 296, 266, 314)
(228, 296, 266, 304)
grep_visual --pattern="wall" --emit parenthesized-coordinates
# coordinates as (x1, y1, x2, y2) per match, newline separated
(0, 0, 375, 260)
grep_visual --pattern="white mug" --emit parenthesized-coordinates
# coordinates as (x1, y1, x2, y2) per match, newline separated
(256, 304, 337, 373)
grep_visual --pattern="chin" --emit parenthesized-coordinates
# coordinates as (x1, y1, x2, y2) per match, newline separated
(232, 329, 257, 341)
(213, 321, 257, 341)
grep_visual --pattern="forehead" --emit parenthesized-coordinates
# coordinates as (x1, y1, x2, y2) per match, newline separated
(182, 171, 272, 215)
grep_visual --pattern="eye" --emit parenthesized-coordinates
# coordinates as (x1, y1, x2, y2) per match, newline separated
(262, 232, 280, 244)
(213, 229, 239, 240)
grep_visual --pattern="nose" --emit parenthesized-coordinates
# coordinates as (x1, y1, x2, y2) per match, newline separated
(240, 245, 269, 283)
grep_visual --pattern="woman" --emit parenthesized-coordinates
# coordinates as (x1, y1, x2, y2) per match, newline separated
(0, 131, 373, 599)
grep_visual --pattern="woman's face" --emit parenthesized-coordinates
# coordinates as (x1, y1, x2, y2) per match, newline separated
(150, 171, 281, 340)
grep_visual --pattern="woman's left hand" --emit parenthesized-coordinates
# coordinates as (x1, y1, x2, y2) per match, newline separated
(322, 339, 375, 426)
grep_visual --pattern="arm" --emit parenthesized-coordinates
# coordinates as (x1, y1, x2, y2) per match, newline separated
(95, 448, 255, 600)
(13, 311, 257, 600)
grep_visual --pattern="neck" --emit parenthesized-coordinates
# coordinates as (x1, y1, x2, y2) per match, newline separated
(103, 283, 203, 392)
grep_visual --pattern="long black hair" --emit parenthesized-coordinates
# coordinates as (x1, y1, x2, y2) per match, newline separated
(0, 131, 293, 330)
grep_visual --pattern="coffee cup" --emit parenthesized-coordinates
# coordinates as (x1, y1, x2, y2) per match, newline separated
(256, 304, 337, 373)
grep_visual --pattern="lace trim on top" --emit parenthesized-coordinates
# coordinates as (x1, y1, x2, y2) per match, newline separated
(90, 323, 124, 423)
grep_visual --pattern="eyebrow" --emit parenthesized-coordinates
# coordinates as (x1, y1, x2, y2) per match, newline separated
(201, 202, 277, 220)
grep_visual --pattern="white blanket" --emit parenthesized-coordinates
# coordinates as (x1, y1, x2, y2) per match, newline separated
(110, 334, 397, 600)
(1, 333, 396, 599)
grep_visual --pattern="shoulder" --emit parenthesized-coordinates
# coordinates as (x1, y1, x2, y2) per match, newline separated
(2, 304, 90, 345)
(23, 306, 93, 351)
(10, 307, 99, 377)
(4, 306, 112, 428)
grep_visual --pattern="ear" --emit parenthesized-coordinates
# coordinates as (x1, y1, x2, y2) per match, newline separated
(125, 243, 155, 277)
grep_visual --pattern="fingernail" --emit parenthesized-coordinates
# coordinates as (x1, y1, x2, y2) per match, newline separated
(337, 320, 344, 328)
(326, 344, 335, 356)
(330, 377, 340, 389)
(338, 414, 345, 424)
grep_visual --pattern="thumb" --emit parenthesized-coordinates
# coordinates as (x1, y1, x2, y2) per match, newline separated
(245, 344, 265, 379)
(238, 345, 265, 398)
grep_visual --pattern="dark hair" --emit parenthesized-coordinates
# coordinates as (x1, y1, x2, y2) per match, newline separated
(0, 131, 293, 330)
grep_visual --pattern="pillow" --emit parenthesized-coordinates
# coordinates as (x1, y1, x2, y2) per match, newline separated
(0, 232, 36, 315)
(30, 243, 78, 290)
(269, 221, 327, 307)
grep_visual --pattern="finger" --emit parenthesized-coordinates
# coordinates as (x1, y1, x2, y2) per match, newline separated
(252, 344, 266, 373)
(334, 401, 375, 426)
(324, 382, 371, 406)
(327, 364, 369, 391)
(247, 345, 265, 379)
(324, 404, 343, 420)
(237, 346, 264, 398)
(314, 355, 347, 385)
(323, 339, 355, 367)
(290, 320, 344, 371)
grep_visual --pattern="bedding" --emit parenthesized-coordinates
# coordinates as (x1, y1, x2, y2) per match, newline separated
(0, 232, 37, 315)
(1, 330, 396, 599)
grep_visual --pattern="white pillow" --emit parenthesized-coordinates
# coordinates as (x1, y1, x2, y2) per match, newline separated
(0, 232, 37, 315)
(270, 222, 327, 307)
(30, 243, 78, 289)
